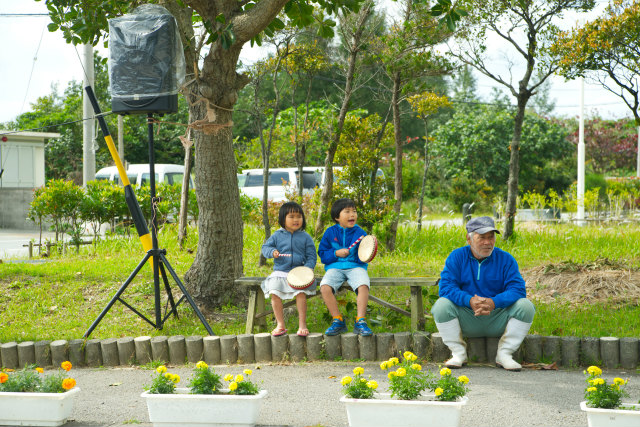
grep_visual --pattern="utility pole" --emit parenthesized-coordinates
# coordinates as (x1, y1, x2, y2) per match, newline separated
(82, 43, 95, 187)
(577, 77, 585, 224)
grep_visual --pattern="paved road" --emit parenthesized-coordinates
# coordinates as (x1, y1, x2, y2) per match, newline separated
(63, 361, 639, 427)
(0, 228, 57, 259)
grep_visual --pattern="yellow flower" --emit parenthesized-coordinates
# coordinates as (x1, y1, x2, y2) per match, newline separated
(171, 374, 180, 384)
(353, 367, 364, 375)
(593, 378, 605, 385)
(614, 378, 625, 385)
(458, 375, 469, 384)
(196, 361, 208, 369)
(389, 357, 399, 366)
(61, 361, 72, 372)
(360, 378, 367, 383)
(395, 368, 406, 377)
(411, 363, 422, 371)
(243, 369, 253, 376)
(380, 361, 388, 370)
(62, 378, 76, 390)
(0, 372, 8, 383)
(156, 365, 167, 374)
(366, 380, 378, 390)
(403, 351, 413, 359)
(440, 367, 452, 376)
(235, 374, 244, 382)
(435, 387, 444, 396)
(341, 376, 353, 386)
(587, 366, 602, 376)
(224, 374, 233, 382)
(387, 371, 396, 379)
(164, 373, 172, 379)
(229, 381, 238, 391)
(587, 386, 597, 392)
(36, 367, 44, 373)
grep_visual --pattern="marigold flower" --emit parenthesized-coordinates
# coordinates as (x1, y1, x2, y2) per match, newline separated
(360, 378, 367, 383)
(440, 367, 452, 376)
(235, 374, 244, 382)
(36, 367, 44, 373)
(614, 378, 625, 385)
(593, 378, 605, 385)
(196, 361, 208, 369)
(411, 363, 422, 371)
(458, 375, 469, 384)
(164, 373, 172, 379)
(171, 374, 180, 384)
(586, 366, 602, 376)
(0, 372, 8, 384)
(395, 368, 406, 377)
(389, 357, 399, 366)
(62, 378, 76, 390)
(224, 374, 233, 382)
(156, 365, 167, 374)
(586, 386, 597, 392)
(61, 361, 72, 372)
(366, 380, 378, 390)
(341, 376, 353, 386)
(403, 351, 413, 359)
(353, 367, 364, 375)
(435, 387, 443, 396)
(380, 361, 388, 370)
(387, 372, 396, 379)
(229, 381, 238, 391)
(243, 369, 253, 376)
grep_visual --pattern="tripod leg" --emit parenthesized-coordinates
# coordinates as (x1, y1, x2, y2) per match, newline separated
(159, 261, 179, 319)
(159, 252, 215, 335)
(84, 252, 153, 338)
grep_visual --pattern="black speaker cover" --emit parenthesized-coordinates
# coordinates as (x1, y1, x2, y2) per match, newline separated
(109, 4, 185, 114)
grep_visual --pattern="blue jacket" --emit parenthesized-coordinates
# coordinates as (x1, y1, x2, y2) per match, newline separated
(261, 228, 317, 273)
(318, 224, 368, 270)
(438, 246, 526, 309)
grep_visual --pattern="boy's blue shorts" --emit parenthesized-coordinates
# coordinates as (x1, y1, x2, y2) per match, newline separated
(320, 267, 370, 293)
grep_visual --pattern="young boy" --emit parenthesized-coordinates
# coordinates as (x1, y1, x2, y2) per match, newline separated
(317, 198, 372, 336)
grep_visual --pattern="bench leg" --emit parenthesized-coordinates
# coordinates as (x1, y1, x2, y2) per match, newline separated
(410, 286, 425, 331)
(245, 289, 259, 334)
(255, 288, 267, 332)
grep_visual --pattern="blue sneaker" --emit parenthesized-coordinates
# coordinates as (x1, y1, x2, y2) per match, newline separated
(354, 319, 373, 336)
(325, 318, 347, 336)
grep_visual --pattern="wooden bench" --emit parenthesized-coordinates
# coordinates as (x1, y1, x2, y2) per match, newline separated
(236, 277, 439, 334)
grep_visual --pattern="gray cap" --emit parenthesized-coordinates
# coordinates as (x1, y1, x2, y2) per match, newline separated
(465, 216, 500, 234)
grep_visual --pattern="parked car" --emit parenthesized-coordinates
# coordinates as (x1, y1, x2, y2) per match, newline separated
(95, 164, 194, 188)
(239, 167, 322, 202)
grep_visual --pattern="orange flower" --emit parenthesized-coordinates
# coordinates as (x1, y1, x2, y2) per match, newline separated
(62, 378, 76, 390)
(61, 361, 72, 372)
(36, 367, 44, 373)
(0, 372, 8, 383)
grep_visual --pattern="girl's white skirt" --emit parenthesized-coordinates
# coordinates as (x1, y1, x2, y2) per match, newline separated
(261, 270, 317, 300)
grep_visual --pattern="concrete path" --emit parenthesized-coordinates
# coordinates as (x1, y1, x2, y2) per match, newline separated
(63, 361, 640, 427)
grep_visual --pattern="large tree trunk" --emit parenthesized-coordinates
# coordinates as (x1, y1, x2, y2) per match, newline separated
(387, 73, 403, 251)
(503, 96, 527, 240)
(183, 46, 247, 308)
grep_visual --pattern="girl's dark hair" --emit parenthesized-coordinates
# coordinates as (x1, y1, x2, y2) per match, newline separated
(331, 198, 356, 223)
(279, 201, 306, 230)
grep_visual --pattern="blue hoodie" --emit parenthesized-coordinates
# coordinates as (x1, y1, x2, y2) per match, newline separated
(438, 246, 526, 309)
(261, 228, 317, 273)
(318, 223, 368, 270)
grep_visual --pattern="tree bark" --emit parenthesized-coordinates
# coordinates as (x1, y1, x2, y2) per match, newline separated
(387, 72, 403, 251)
(177, 134, 193, 249)
(417, 118, 429, 232)
(503, 95, 528, 240)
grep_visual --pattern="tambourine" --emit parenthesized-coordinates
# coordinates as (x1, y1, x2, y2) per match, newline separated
(287, 266, 315, 290)
(357, 235, 378, 263)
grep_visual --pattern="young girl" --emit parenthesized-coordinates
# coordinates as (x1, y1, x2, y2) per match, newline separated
(261, 201, 317, 336)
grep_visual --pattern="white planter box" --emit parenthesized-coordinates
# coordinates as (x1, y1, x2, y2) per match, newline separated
(580, 401, 640, 427)
(340, 393, 468, 427)
(0, 387, 80, 427)
(141, 388, 267, 427)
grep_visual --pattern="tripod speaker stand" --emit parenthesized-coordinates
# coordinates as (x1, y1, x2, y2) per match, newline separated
(83, 86, 213, 338)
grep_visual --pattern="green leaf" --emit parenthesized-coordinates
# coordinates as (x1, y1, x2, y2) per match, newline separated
(271, 17, 285, 30)
(446, 14, 455, 31)
(47, 23, 59, 33)
(431, 5, 444, 16)
(215, 14, 226, 24)
(455, 8, 468, 17)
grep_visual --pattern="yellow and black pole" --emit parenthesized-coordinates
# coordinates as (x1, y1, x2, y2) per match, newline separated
(84, 86, 152, 254)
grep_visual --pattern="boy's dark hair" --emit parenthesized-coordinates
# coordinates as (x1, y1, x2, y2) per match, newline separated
(331, 198, 356, 223)
(279, 201, 307, 230)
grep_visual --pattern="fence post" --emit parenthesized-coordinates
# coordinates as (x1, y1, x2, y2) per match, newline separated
(28, 241, 33, 259)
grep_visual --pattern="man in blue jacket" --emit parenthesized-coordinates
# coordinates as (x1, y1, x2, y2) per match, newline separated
(432, 216, 535, 371)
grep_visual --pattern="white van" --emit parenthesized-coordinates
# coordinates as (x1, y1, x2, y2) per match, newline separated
(95, 164, 194, 188)
(240, 167, 322, 201)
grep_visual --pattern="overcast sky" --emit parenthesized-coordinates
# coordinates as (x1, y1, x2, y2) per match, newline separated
(0, 0, 633, 126)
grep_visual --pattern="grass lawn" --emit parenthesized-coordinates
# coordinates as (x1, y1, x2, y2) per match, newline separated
(1, 221, 640, 342)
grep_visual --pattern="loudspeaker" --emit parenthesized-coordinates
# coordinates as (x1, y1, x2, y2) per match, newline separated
(108, 5, 183, 115)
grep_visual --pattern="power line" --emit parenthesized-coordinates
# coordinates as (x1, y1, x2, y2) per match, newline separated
(0, 13, 50, 17)
(0, 112, 113, 136)
(19, 25, 47, 117)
